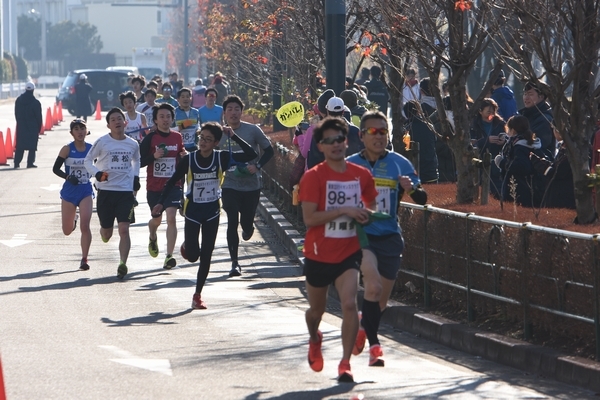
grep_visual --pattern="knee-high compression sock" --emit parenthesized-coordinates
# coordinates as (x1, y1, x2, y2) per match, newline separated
(361, 299, 381, 347)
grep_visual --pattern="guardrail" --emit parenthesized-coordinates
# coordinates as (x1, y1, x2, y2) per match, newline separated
(0, 82, 29, 99)
(261, 139, 600, 360)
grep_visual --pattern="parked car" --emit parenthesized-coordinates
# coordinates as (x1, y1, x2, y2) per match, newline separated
(56, 69, 130, 116)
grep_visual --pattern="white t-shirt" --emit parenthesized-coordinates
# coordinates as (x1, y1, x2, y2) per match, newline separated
(84, 133, 141, 191)
(136, 102, 155, 127)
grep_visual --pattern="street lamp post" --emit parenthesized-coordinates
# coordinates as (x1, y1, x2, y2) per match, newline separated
(41, 2, 46, 76)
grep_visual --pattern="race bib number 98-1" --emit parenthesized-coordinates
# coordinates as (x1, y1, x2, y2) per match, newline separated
(324, 180, 360, 238)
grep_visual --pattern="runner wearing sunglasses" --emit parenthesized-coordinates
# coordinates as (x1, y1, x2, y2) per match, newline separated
(299, 117, 378, 383)
(346, 111, 427, 367)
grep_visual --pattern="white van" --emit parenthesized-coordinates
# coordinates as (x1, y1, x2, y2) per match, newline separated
(106, 66, 140, 76)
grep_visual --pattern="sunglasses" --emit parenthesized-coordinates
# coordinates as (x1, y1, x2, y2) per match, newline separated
(362, 127, 389, 136)
(319, 134, 346, 145)
(206, 93, 216, 98)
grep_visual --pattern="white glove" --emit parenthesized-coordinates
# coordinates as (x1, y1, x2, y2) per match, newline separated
(494, 154, 503, 169)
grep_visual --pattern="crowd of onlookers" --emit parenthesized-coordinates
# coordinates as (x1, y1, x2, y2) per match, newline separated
(301, 66, 591, 210)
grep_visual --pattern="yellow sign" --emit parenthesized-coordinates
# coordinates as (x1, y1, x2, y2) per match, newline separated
(276, 101, 304, 128)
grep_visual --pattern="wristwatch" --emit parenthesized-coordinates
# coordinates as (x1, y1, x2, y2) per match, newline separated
(256, 163, 262, 170)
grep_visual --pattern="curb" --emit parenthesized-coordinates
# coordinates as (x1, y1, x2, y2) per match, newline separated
(257, 194, 600, 393)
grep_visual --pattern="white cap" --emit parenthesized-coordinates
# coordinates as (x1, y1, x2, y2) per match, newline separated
(79, 74, 87, 80)
(25, 82, 35, 91)
(326, 96, 345, 112)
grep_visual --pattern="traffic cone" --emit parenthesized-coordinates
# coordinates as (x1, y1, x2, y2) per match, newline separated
(8, 128, 14, 151)
(45, 107, 53, 131)
(0, 131, 8, 166)
(5, 129, 13, 159)
(0, 352, 6, 400)
(52, 103, 59, 126)
(39, 123, 45, 136)
(95, 100, 102, 120)
(58, 101, 64, 121)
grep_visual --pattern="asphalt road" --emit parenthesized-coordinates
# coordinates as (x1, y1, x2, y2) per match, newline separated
(0, 89, 595, 399)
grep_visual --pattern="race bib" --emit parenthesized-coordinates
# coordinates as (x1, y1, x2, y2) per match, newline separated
(108, 150, 134, 172)
(192, 179, 219, 203)
(153, 157, 176, 178)
(375, 186, 390, 214)
(70, 165, 90, 184)
(324, 180, 360, 238)
(181, 128, 197, 146)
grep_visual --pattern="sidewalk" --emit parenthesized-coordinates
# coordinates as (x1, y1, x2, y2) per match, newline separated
(256, 194, 600, 393)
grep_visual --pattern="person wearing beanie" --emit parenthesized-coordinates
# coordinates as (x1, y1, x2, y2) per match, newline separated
(317, 89, 335, 115)
(14, 82, 42, 168)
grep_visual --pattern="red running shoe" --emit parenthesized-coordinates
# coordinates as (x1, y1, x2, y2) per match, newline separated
(353, 328, 366, 356)
(369, 344, 384, 367)
(308, 330, 323, 372)
(337, 360, 354, 383)
(191, 293, 206, 310)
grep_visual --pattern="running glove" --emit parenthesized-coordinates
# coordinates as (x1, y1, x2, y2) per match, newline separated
(133, 176, 141, 191)
(67, 175, 80, 185)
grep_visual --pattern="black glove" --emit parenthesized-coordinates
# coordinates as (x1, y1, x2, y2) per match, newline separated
(530, 153, 551, 175)
(67, 175, 79, 185)
(95, 171, 108, 182)
(133, 176, 141, 191)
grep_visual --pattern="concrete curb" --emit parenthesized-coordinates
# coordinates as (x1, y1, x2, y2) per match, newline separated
(257, 194, 600, 393)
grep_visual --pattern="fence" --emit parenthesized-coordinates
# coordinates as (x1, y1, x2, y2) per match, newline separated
(0, 82, 30, 99)
(262, 137, 600, 360)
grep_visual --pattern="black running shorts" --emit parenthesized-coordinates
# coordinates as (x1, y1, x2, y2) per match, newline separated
(304, 250, 362, 288)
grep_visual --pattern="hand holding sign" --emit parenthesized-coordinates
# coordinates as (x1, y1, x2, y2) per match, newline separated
(276, 101, 305, 128)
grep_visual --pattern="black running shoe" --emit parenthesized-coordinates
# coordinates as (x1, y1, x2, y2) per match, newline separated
(228, 263, 242, 277)
(242, 228, 254, 241)
(79, 259, 90, 271)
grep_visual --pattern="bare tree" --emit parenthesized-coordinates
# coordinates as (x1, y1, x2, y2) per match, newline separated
(375, 0, 501, 203)
(500, 0, 600, 223)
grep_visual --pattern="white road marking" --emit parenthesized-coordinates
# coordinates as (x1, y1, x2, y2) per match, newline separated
(99, 345, 173, 376)
(0, 233, 32, 248)
(40, 183, 62, 191)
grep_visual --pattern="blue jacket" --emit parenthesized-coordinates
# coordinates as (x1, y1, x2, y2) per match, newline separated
(491, 86, 517, 121)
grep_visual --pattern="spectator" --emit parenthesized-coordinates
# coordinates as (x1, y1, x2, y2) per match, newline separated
(355, 67, 371, 86)
(530, 126, 576, 209)
(340, 89, 367, 127)
(75, 74, 93, 122)
(520, 81, 554, 159)
(494, 115, 544, 207)
(490, 69, 517, 121)
(212, 75, 229, 106)
(419, 77, 437, 117)
(403, 100, 438, 183)
(364, 66, 390, 115)
(429, 96, 457, 183)
(14, 82, 43, 169)
(402, 68, 420, 106)
(470, 98, 507, 196)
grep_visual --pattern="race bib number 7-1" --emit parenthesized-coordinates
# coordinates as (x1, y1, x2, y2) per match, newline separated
(324, 180, 360, 238)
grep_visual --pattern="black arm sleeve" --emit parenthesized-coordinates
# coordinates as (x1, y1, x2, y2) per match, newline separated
(228, 134, 259, 163)
(156, 154, 190, 205)
(257, 145, 274, 167)
(53, 156, 68, 179)
(139, 133, 156, 168)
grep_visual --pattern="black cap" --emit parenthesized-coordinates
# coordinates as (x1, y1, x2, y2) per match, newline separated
(70, 119, 87, 130)
(317, 89, 336, 114)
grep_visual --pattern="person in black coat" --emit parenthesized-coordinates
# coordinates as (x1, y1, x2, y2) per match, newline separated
(530, 128, 576, 209)
(364, 65, 390, 115)
(403, 100, 438, 183)
(75, 74, 93, 122)
(519, 81, 554, 159)
(14, 82, 43, 168)
(494, 115, 545, 207)
(470, 98, 507, 197)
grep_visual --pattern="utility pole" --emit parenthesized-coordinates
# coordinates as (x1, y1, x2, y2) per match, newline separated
(182, 0, 189, 84)
(325, 0, 345, 96)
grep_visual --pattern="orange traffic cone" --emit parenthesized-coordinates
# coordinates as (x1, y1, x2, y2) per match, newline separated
(39, 123, 45, 136)
(5, 129, 13, 159)
(58, 101, 64, 121)
(0, 352, 6, 400)
(45, 107, 53, 131)
(0, 131, 7, 166)
(95, 100, 102, 120)
(8, 128, 14, 151)
(52, 103, 59, 126)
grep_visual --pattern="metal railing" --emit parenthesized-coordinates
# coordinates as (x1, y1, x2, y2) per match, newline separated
(261, 139, 600, 360)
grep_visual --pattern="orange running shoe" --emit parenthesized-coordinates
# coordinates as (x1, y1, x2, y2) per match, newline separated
(337, 360, 354, 383)
(308, 330, 323, 372)
(369, 344, 384, 367)
(353, 328, 366, 355)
